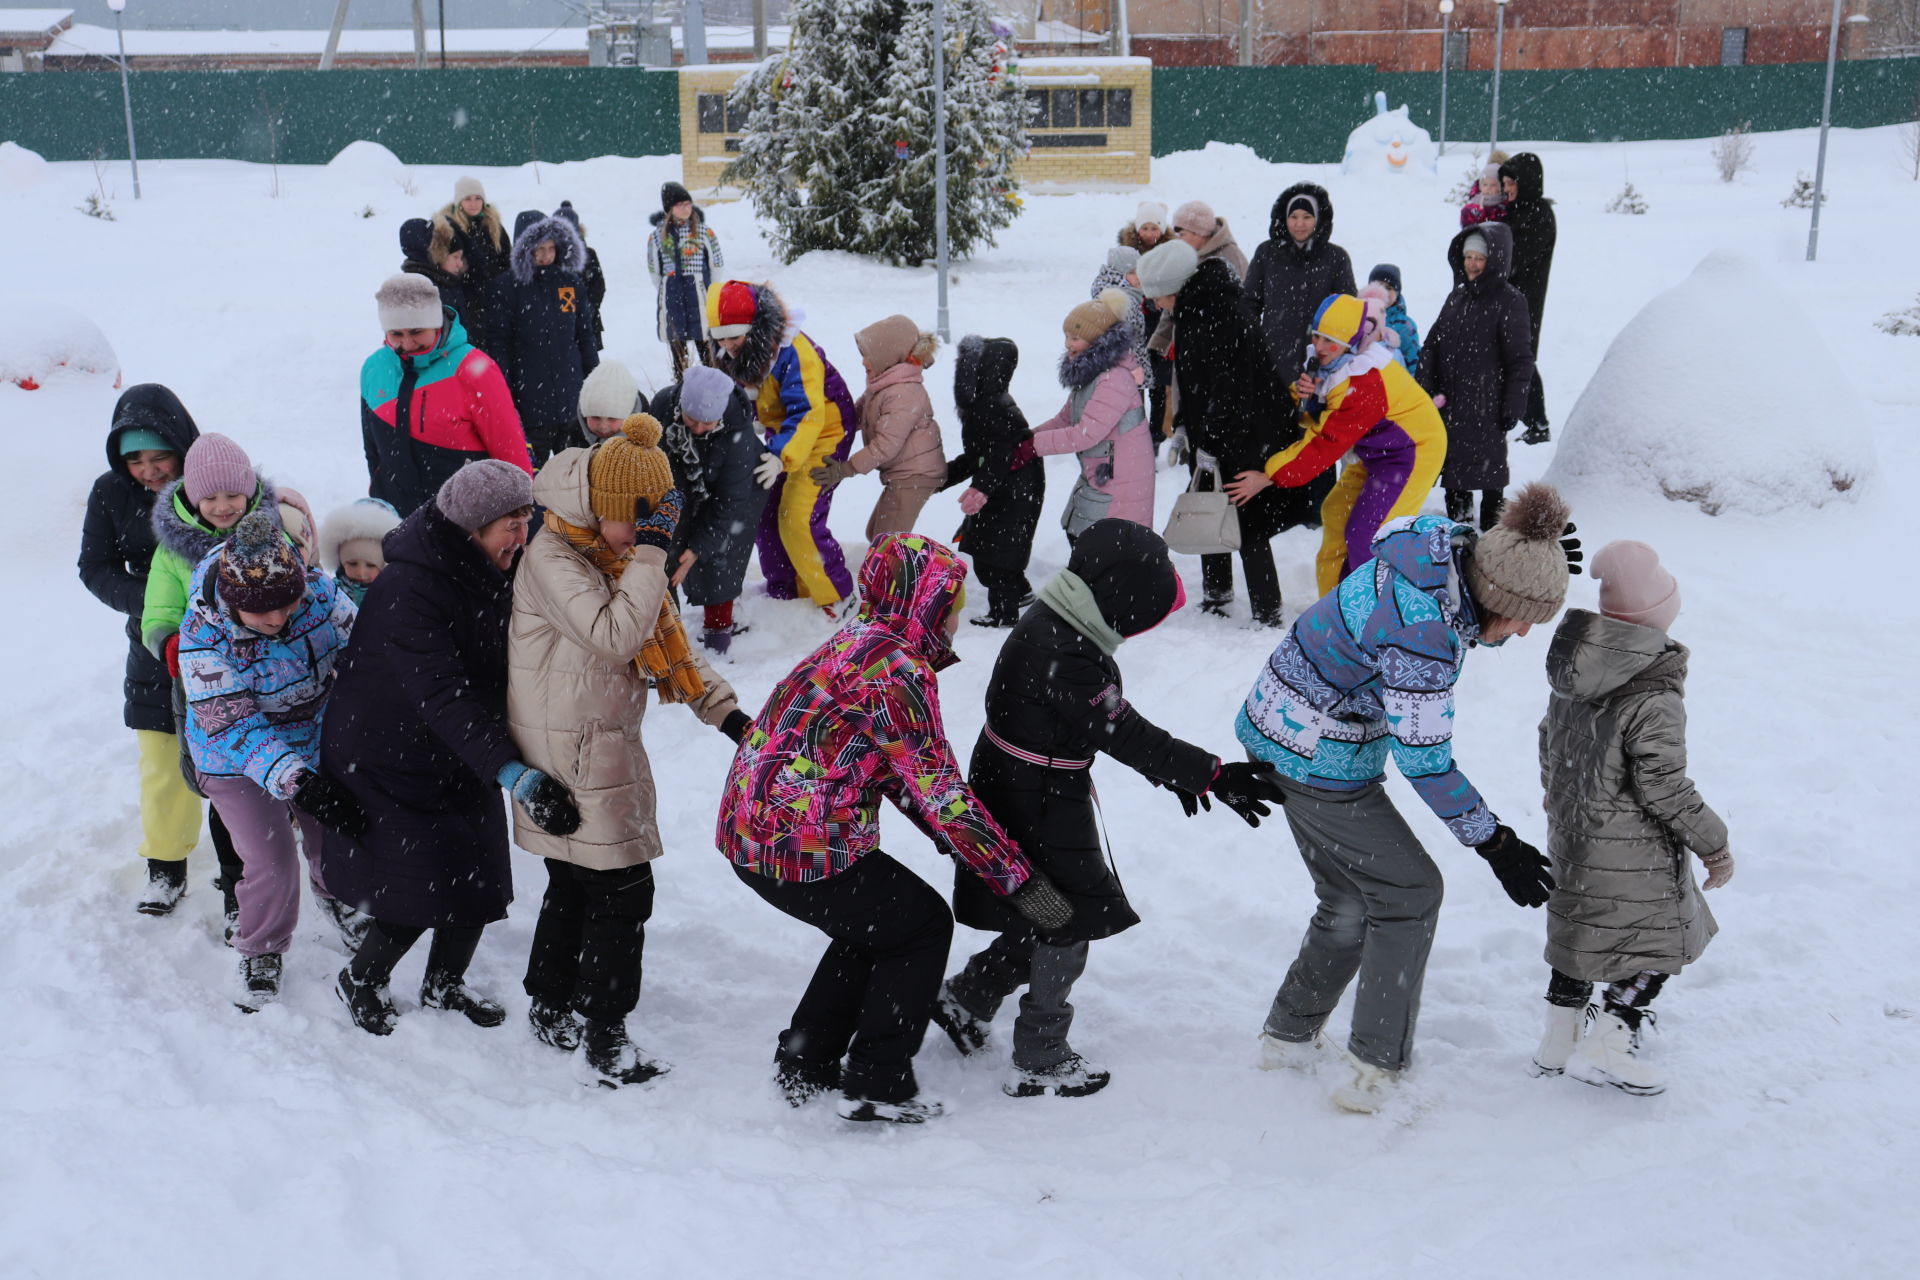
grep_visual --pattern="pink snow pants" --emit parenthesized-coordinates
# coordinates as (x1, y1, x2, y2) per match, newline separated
(200, 774, 331, 958)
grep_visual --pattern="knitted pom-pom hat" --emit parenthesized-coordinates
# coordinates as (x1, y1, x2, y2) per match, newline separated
(216, 509, 304, 615)
(588, 414, 675, 522)
(1465, 482, 1573, 626)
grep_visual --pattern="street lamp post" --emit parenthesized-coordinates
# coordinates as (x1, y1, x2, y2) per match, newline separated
(932, 0, 950, 341)
(1489, 0, 1509, 154)
(1437, 0, 1454, 156)
(106, 0, 140, 199)
(1807, 5, 1866, 261)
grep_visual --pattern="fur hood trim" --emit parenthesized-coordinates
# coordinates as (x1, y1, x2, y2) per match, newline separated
(509, 215, 588, 284)
(1057, 323, 1135, 390)
(717, 283, 790, 388)
(152, 477, 280, 567)
(318, 498, 402, 573)
(435, 201, 507, 253)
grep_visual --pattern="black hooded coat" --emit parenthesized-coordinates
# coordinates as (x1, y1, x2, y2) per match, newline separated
(646, 382, 770, 606)
(78, 384, 202, 733)
(1498, 153, 1556, 426)
(944, 337, 1044, 569)
(1172, 259, 1321, 539)
(1241, 182, 1358, 389)
(399, 217, 473, 334)
(953, 520, 1220, 943)
(497, 211, 600, 429)
(1420, 223, 1535, 490)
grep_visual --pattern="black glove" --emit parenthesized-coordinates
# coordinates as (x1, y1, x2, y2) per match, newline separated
(1009, 871, 1074, 933)
(1211, 761, 1288, 828)
(1560, 521, 1584, 576)
(292, 771, 369, 841)
(1148, 774, 1210, 817)
(719, 708, 753, 744)
(518, 771, 583, 837)
(1475, 824, 1555, 908)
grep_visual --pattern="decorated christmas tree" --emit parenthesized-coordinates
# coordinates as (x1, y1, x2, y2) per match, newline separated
(725, 0, 1026, 266)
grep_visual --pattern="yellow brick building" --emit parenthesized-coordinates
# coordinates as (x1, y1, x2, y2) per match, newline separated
(678, 56, 1151, 197)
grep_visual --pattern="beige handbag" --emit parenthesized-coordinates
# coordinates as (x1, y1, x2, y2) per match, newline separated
(1161, 452, 1242, 556)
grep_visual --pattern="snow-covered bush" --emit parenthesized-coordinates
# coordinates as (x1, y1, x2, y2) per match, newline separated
(1546, 251, 1874, 515)
(1877, 293, 1920, 336)
(1605, 181, 1649, 214)
(0, 299, 120, 390)
(1443, 158, 1481, 204)
(1781, 171, 1827, 208)
(1712, 121, 1754, 183)
(0, 140, 50, 191)
(726, 0, 1025, 266)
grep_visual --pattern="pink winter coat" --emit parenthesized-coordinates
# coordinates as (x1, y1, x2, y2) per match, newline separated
(1032, 336, 1153, 532)
(850, 316, 947, 487)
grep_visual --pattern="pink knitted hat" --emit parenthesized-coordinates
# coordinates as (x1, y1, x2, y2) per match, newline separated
(1593, 540, 1681, 632)
(183, 433, 257, 506)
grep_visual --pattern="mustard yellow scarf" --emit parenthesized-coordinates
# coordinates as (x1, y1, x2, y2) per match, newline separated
(544, 512, 705, 704)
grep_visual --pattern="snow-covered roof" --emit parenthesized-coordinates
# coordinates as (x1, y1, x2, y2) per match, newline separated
(0, 8, 72, 38)
(42, 22, 784, 59)
(1018, 55, 1151, 67)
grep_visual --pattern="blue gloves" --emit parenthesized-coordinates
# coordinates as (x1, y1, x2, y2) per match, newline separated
(496, 762, 582, 836)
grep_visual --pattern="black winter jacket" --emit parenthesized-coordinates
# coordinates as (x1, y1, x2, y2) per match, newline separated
(1497, 153, 1556, 345)
(647, 383, 770, 607)
(1420, 223, 1535, 490)
(954, 520, 1218, 942)
(1242, 182, 1358, 388)
(944, 337, 1044, 569)
(498, 214, 599, 428)
(1172, 259, 1321, 539)
(320, 500, 519, 930)
(77, 384, 202, 733)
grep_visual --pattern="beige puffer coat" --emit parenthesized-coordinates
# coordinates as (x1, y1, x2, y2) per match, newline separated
(848, 315, 947, 486)
(507, 448, 739, 869)
(1538, 609, 1726, 983)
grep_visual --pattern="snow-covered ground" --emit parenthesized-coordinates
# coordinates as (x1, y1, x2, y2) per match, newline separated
(3, 124, 1918, 1278)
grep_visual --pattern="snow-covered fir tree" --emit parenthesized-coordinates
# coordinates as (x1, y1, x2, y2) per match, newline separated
(1605, 181, 1649, 214)
(1781, 171, 1827, 209)
(725, 0, 1025, 266)
(1876, 293, 1920, 336)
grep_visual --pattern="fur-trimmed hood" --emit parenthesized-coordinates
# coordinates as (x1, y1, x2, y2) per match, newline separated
(1057, 322, 1135, 390)
(1268, 182, 1336, 255)
(715, 283, 790, 388)
(433, 200, 507, 254)
(151, 476, 280, 567)
(319, 498, 402, 573)
(509, 214, 588, 285)
(1117, 224, 1169, 255)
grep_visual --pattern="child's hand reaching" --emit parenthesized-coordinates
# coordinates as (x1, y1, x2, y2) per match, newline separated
(1698, 848, 1735, 889)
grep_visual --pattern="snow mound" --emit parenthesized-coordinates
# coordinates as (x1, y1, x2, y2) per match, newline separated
(0, 140, 50, 192)
(1545, 251, 1874, 515)
(0, 299, 120, 390)
(326, 140, 406, 183)
(1341, 92, 1436, 178)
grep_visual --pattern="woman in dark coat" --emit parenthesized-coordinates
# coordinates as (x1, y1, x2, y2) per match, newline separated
(78, 383, 243, 916)
(1170, 257, 1298, 627)
(1419, 223, 1535, 531)
(1498, 153, 1557, 440)
(943, 336, 1044, 627)
(322, 461, 580, 1036)
(938, 520, 1281, 1097)
(399, 217, 471, 331)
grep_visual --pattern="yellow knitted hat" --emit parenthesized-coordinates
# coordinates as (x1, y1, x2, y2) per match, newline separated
(588, 414, 674, 522)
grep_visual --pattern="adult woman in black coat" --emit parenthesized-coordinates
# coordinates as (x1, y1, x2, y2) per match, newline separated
(1167, 256, 1298, 627)
(943, 336, 1044, 627)
(1419, 223, 1535, 531)
(322, 461, 581, 1037)
(78, 383, 243, 916)
(936, 520, 1281, 1097)
(1498, 153, 1557, 440)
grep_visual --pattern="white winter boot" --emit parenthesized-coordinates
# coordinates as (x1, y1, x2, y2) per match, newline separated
(1258, 1030, 1326, 1072)
(1567, 1008, 1666, 1096)
(1530, 1003, 1587, 1077)
(1329, 1047, 1401, 1113)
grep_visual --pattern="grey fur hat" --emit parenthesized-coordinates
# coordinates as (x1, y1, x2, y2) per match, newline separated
(375, 273, 443, 332)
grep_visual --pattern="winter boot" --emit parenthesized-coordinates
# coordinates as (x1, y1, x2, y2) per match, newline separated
(335, 965, 399, 1036)
(774, 1051, 841, 1108)
(213, 875, 240, 945)
(136, 859, 188, 916)
(1567, 1008, 1666, 1096)
(1257, 1030, 1326, 1072)
(1519, 423, 1551, 446)
(580, 1018, 670, 1089)
(1445, 488, 1475, 524)
(315, 894, 372, 953)
(700, 623, 748, 656)
(968, 607, 1018, 628)
(930, 981, 991, 1056)
(1004, 1054, 1112, 1099)
(1329, 1047, 1401, 1114)
(421, 972, 506, 1028)
(529, 999, 582, 1052)
(837, 1094, 945, 1125)
(1530, 1003, 1588, 1078)
(235, 953, 283, 1013)
(1199, 593, 1233, 618)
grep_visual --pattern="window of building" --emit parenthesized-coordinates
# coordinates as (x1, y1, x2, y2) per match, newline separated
(695, 93, 749, 134)
(1444, 30, 1469, 71)
(1024, 87, 1133, 132)
(1720, 27, 1748, 66)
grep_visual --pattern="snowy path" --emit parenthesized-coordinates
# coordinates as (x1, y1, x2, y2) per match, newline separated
(3, 126, 1917, 1277)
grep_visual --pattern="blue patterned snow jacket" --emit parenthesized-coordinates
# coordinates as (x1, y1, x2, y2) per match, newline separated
(179, 555, 357, 800)
(1384, 297, 1422, 377)
(1235, 513, 1496, 845)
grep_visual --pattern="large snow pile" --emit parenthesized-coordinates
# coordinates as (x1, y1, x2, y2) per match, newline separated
(1545, 251, 1874, 515)
(0, 140, 51, 192)
(326, 139, 407, 185)
(0, 298, 119, 389)
(1340, 92, 1436, 178)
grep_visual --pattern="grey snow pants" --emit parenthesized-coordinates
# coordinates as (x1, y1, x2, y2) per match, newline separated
(1263, 776, 1444, 1073)
(947, 930, 1091, 1071)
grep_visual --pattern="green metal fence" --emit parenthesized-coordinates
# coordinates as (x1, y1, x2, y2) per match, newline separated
(2, 59, 1916, 166)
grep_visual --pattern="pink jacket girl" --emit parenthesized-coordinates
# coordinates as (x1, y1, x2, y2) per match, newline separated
(1022, 292, 1153, 538)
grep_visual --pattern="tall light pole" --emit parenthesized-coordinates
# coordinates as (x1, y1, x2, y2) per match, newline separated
(932, 0, 950, 340)
(1437, 0, 1454, 156)
(1807, 6, 1866, 261)
(106, 0, 140, 199)
(1489, 0, 1509, 153)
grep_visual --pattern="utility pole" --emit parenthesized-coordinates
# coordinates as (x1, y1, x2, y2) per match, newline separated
(753, 0, 767, 60)
(933, 0, 950, 340)
(1489, 0, 1509, 152)
(438, 0, 447, 67)
(320, 0, 351, 70)
(107, 0, 139, 198)
(1238, 0, 1254, 67)
(685, 0, 708, 65)
(1437, 0, 1454, 156)
(410, 0, 426, 69)
(1806, 0, 1844, 261)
